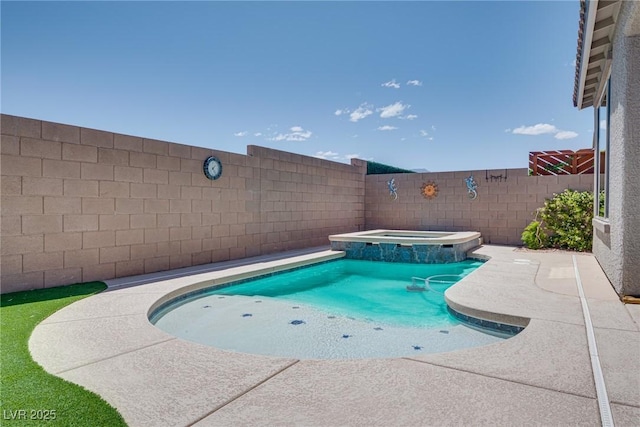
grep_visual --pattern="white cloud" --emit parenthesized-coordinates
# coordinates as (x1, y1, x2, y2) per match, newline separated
(401, 114, 418, 120)
(381, 79, 400, 89)
(504, 128, 512, 133)
(431, 125, 436, 131)
(349, 103, 374, 122)
(554, 131, 579, 140)
(418, 130, 434, 141)
(314, 150, 339, 159)
(269, 126, 313, 142)
(600, 119, 607, 130)
(335, 109, 346, 116)
(343, 153, 372, 161)
(314, 152, 372, 162)
(407, 80, 423, 86)
(377, 125, 398, 131)
(378, 101, 409, 119)
(512, 123, 559, 135)
(254, 132, 262, 137)
(512, 122, 580, 140)
(233, 131, 248, 137)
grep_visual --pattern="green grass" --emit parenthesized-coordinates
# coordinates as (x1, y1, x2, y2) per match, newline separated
(1, 283, 127, 426)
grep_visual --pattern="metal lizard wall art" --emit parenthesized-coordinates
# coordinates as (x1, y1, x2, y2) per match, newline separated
(465, 175, 478, 200)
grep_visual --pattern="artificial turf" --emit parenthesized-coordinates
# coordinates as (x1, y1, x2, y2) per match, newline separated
(0, 282, 127, 426)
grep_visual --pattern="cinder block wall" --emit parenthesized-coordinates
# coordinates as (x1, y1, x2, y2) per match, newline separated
(364, 170, 594, 245)
(0, 114, 595, 293)
(247, 146, 365, 254)
(0, 114, 366, 293)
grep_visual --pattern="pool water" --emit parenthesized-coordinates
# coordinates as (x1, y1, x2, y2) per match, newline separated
(206, 259, 482, 328)
(152, 259, 505, 359)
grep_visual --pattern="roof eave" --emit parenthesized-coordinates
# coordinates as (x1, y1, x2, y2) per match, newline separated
(573, 0, 621, 110)
(574, 0, 599, 110)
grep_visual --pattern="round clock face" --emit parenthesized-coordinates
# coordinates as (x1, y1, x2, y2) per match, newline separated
(203, 156, 222, 180)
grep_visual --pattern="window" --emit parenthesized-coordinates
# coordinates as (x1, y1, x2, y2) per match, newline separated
(594, 77, 610, 219)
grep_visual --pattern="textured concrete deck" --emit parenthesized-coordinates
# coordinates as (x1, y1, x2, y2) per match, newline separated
(29, 245, 640, 426)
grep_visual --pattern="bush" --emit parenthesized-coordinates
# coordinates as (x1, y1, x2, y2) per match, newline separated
(522, 189, 595, 252)
(521, 221, 548, 250)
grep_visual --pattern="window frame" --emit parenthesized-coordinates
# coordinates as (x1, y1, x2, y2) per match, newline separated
(594, 75, 611, 220)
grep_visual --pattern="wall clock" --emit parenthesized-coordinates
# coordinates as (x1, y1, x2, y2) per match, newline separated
(203, 156, 223, 180)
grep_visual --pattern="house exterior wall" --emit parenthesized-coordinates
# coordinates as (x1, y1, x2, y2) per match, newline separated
(0, 114, 366, 293)
(592, 0, 640, 296)
(365, 170, 593, 246)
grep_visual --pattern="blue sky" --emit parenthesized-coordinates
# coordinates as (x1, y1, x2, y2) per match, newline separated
(2, 1, 590, 171)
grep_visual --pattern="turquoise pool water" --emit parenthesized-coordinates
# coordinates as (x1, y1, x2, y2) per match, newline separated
(208, 259, 483, 328)
(153, 258, 503, 359)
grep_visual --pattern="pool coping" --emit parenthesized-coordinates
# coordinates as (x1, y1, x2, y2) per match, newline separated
(28, 245, 640, 426)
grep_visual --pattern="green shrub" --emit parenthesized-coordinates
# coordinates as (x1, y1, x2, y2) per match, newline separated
(522, 189, 595, 252)
(521, 221, 548, 250)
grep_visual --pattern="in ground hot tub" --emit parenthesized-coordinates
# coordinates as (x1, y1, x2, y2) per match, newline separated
(329, 229, 482, 263)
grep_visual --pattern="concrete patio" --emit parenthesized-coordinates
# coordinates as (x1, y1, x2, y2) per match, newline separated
(29, 245, 640, 426)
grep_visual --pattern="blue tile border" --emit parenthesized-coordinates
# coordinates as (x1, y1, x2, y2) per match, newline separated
(447, 306, 524, 337)
(330, 238, 481, 263)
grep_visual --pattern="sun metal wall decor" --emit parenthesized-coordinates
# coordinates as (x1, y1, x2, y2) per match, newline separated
(420, 181, 438, 199)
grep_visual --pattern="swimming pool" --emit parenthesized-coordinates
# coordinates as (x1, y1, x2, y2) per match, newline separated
(151, 259, 506, 359)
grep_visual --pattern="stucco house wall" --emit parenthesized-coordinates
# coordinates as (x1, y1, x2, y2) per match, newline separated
(591, 0, 640, 296)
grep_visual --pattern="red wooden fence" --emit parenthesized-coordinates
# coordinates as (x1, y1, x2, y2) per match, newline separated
(528, 149, 605, 176)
